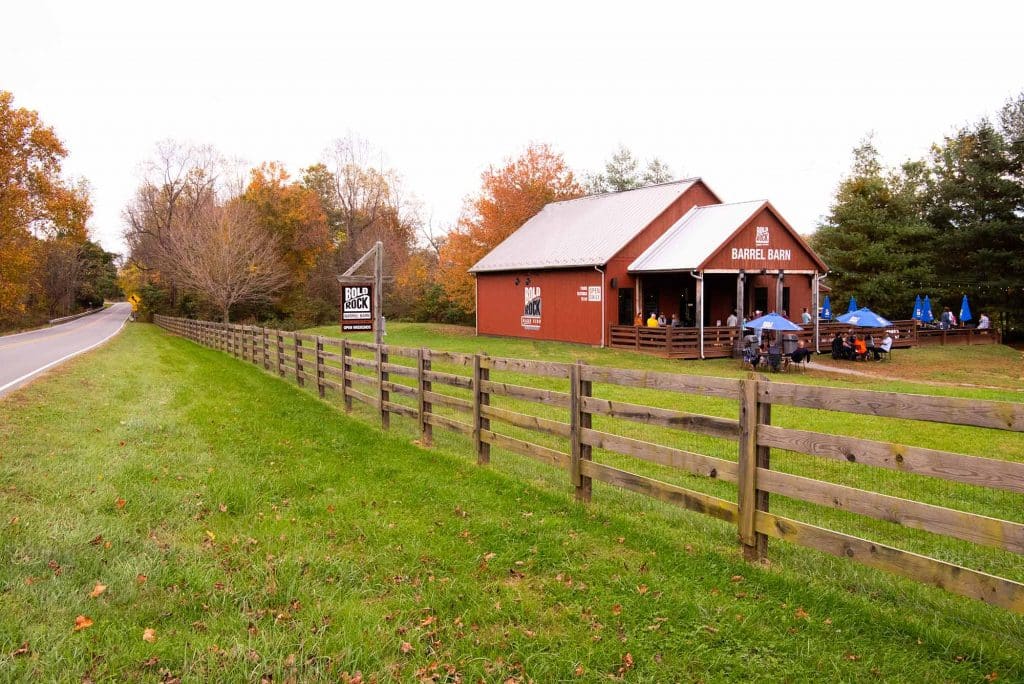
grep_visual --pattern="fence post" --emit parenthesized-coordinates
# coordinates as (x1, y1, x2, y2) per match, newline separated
(569, 360, 593, 502)
(276, 331, 284, 377)
(342, 339, 353, 412)
(315, 336, 325, 398)
(295, 335, 304, 387)
(378, 343, 389, 430)
(737, 376, 770, 561)
(417, 348, 433, 446)
(472, 354, 490, 464)
(262, 328, 269, 369)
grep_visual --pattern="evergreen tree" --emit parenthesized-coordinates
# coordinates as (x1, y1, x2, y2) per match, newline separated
(811, 137, 935, 319)
(925, 119, 1024, 328)
(586, 145, 675, 193)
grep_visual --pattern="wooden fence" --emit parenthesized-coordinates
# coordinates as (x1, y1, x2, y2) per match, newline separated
(155, 315, 1024, 613)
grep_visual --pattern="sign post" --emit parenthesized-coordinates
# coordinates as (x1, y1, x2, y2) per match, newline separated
(337, 241, 393, 347)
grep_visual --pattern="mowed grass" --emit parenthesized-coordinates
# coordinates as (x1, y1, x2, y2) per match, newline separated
(0, 325, 1021, 681)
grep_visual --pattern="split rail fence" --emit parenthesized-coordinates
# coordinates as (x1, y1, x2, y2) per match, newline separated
(155, 315, 1024, 613)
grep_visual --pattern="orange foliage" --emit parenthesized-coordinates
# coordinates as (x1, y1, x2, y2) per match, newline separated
(241, 162, 331, 281)
(439, 144, 582, 314)
(1, 91, 91, 323)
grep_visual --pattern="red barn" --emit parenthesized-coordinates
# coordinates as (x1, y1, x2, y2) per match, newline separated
(470, 179, 829, 358)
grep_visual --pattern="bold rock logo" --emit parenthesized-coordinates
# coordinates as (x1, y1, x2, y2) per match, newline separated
(755, 226, 770, 246)
(521, 285, 541, 330)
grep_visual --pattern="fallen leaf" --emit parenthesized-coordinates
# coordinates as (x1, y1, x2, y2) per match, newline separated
(483, 552, 496, 561)
(218, 503, 228, 513)
(636, 584, 649, 595)
(617, 652, 635, 675)
(400, 641, 413, 654)
(89, 535, 104, 546)
(616, 536, 625, 544)
(794, 607, 809, 620)
(205, 530, 216, 541)
(611, 604, 622, 616)
(824, 617, 833, 625)
(573, 664, 584, 676)
(845, 653, 861, 661)
(11, 641, 30, 657)
(420, 615, 436, 627)
(103, 541, 112, 549)
(73, 615, 94, 632)
(142, 627, 157, 643)
(115, 498, 127, 510)
(89, 583, 107, 598)
(136, 574, 148, 585)
(985, 672, 999, 682)
(730, 575, 744, 583)
(141, 657, 159, 667)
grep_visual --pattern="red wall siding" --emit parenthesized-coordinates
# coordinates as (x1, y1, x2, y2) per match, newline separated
(601, 181, 722, 339)
(476, 268, 605, 345)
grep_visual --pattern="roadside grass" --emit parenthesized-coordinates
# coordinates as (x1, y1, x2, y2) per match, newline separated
(0, 324, 1020, 681)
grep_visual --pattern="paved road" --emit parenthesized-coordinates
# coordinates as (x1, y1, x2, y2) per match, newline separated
(0, 302, 132, 397)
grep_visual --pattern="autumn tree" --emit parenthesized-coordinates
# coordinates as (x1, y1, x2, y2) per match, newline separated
(0, 91, 92, 326)
(166, 200, 289, 322)
(439, 144, 583, 314)
(241, 162, 332, 321)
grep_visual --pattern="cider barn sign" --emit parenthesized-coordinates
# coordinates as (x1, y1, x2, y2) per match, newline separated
(730, 226, 792, 263)
(341, 285, 373, 332)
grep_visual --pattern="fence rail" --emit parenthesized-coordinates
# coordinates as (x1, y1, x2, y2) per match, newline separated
(155, 315, 1024, 613)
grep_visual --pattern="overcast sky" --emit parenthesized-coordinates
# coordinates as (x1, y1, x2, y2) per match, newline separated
(5, 0, 1022, 255)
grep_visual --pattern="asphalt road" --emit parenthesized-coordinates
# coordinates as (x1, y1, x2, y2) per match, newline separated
(0, 302, 132, 398)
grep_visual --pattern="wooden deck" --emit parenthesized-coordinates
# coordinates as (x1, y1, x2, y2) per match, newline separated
(609, 320, 1000, 359)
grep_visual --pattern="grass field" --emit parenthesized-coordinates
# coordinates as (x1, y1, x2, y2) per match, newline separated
(1, 323, 1023, 681)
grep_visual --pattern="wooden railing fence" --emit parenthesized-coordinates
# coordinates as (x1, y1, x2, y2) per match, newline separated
(155, 315, 1024, 613)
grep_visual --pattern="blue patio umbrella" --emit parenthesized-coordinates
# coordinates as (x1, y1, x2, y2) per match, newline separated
(847, 296, 858, 314)
(959, 295, 973, 323)
(821, 295, 832, 320)
(913, 294, 923, 321)
(836, 307, 892, 328)
(744, 312, 802, 332)
(922, 295, 934, 323)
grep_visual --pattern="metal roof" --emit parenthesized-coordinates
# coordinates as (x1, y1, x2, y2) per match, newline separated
(628, 200, 767, 272)
(469, 179, 701, 273)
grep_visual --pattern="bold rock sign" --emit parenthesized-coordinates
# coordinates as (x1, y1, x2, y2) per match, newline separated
(341, 285, 373, 332)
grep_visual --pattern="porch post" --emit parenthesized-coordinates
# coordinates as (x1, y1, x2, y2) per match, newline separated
(812, 271, 820, 354)
(776, 270, 785, 315)
(696, 271, 705, 359)
(734, 270, 746, 355)
(635, 277, 642, 323)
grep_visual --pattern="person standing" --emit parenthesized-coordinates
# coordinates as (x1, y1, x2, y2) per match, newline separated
(726, 310, 739, 328)
(801, 307, 812, 325)
(978, 312, 991, 329)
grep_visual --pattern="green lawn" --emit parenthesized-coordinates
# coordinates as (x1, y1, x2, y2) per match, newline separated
(1, 323, 1023, 681)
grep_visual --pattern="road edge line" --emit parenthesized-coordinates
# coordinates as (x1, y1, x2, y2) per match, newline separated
(0, 315, 130, 396)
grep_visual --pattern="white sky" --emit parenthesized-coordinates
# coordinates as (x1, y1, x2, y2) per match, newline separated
(4, 0, 1022, 255)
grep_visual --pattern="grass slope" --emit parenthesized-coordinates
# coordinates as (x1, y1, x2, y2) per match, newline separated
(0, 324, 1021, 682)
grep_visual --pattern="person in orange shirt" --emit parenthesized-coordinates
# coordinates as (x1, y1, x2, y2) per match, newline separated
(634, 312, 643, 327)
(853, 335, 868, 360)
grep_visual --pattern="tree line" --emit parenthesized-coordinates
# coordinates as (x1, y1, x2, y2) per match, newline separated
(122, 140, 673, 326)
(0, 92, 119, 330)
(811, 92, 1024, 334)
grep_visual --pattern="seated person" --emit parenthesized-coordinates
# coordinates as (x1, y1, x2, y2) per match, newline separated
(633, 312, 643, 327)
(789, 339, 812, 364)
(670, 313, 682, 327)
(743, 344, 760, 368)
(876, 332, 893, 359)
(831, 332, 844, 359)
(657, 312, 667, 326)
(646, 313, 659, 327)
(843, 333, 856, 360)
(853, 335, 868, 360)
(767, 338, 782, 372)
